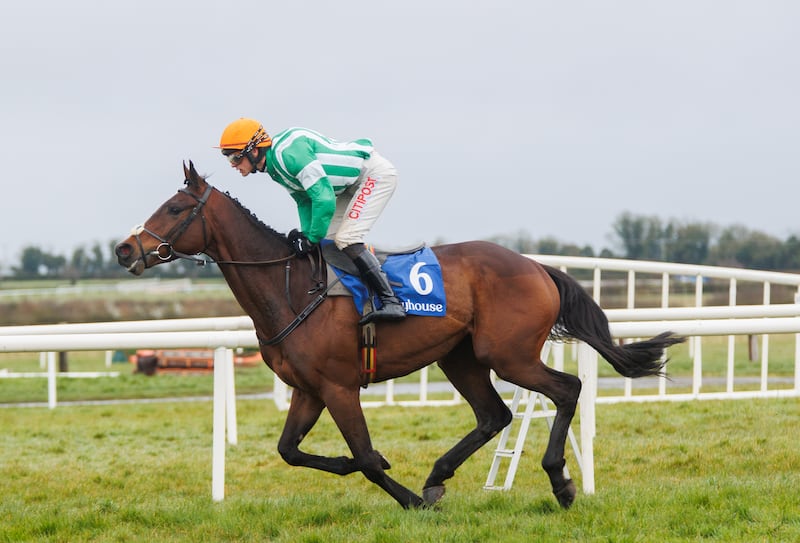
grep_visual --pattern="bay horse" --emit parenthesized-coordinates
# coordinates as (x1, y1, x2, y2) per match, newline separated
(115, 161, 683, 509)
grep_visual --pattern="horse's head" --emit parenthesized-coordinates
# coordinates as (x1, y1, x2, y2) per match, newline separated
(115, 161, 214, 275)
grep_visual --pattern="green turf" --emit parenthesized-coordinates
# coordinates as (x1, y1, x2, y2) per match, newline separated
(1, 397, 797, 542)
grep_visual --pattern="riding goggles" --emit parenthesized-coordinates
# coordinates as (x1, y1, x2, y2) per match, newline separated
(222, 149, 246, 165)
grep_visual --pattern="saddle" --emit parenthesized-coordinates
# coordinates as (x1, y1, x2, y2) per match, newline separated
(320, 241, 425, 277)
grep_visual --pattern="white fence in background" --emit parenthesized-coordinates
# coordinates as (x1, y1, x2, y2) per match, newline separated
(2, 256, 800, 500)
(531, 254, 800, 405)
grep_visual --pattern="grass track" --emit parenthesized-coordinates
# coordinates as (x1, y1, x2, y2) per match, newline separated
(1, 397, 798, 542)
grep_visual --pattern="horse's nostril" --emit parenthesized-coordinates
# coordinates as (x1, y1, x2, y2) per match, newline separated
(116, 243, 132, 258)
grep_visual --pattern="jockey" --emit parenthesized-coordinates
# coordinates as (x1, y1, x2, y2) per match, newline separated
(217, 118, 406, 324)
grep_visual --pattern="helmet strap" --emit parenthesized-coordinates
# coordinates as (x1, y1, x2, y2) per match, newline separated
(239, 125, 269, 174)
(249, 148, 267, 174)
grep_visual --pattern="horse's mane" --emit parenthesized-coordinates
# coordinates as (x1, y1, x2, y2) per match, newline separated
(221, 189, 289, 244)
(186, 176, 289, 245)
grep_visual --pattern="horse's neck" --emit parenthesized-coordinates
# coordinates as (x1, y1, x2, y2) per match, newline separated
(205, 202, 293, 333)
(205, 193, 289, 261)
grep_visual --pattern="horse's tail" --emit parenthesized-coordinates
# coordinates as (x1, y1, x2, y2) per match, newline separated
(543, 264, 685, 378)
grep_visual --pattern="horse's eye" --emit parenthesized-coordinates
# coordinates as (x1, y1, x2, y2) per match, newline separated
(167, 205, 182, 215)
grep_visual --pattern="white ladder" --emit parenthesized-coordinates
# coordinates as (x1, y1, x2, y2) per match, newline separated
(484, 342, 583, 491)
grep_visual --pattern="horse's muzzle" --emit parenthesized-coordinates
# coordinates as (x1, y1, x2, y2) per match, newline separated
(115, 241, 146, 275)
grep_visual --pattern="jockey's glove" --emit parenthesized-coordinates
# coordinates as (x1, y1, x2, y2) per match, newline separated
(288, 229, 316, 255)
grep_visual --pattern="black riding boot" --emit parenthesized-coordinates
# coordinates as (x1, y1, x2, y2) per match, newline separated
(342, 244, 406, 324)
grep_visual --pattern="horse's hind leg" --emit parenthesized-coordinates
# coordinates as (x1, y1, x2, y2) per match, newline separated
(422, 347, 513, 505)
(495, 359, 582, 509)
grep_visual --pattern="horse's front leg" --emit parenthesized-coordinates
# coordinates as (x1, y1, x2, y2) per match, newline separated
(323, 388, 425, 509)
(277, 388, 362, 475)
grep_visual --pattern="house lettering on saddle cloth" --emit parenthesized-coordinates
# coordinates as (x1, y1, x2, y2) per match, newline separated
(327, 244, 447, 317)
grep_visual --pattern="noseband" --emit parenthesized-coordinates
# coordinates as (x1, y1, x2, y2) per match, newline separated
(131, 183, 213, 266)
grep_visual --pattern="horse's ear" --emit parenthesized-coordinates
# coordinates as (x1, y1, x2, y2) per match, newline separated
(182, 160, 204, 188)
(188, 160, 199, 179)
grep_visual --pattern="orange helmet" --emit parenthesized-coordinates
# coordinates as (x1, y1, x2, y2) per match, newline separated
(217, 118, 272, 150)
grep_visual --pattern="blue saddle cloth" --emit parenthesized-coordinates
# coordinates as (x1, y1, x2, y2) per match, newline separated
(324, 241, 447, 317)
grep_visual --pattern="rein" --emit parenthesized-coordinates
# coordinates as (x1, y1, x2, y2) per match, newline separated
(133, 181, 333, 345)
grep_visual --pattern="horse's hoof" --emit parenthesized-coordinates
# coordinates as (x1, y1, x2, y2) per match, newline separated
(422, 485, 446, 505)
(405, 495, 426, 509)
(553, 479, 577, 509)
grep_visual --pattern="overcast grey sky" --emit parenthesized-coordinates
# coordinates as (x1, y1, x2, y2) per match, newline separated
(1, 1, 798, 266)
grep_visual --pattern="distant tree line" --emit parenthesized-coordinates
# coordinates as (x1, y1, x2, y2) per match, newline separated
(489, 212, 800, 272)
(3, 212, 800, 279)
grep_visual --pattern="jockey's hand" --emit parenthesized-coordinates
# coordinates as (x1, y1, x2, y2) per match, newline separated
(288, 229, 316, 255)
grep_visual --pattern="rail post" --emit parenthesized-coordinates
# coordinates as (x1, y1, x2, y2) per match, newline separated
(577, 342, 596, 494)
(212, 347, 228, 502)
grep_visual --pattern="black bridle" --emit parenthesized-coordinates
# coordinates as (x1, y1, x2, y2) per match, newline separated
(130, 181, 338, 345)
(132, 184, 214, 266)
